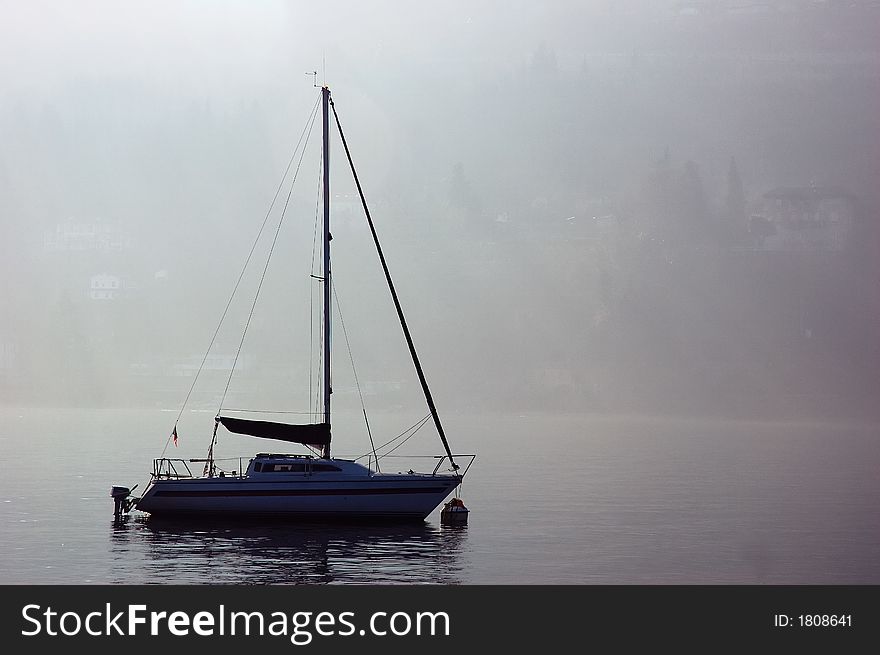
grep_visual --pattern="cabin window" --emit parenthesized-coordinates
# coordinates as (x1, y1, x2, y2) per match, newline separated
(262, 463, 306, 473)
(312, 463, 342, 472)
(253, 462, 263, 472)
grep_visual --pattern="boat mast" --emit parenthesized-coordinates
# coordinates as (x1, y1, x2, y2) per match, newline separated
(321, 85, 332, 459)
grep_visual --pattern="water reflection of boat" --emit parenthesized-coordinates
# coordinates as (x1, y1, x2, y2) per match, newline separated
(109, 516, 467, 584)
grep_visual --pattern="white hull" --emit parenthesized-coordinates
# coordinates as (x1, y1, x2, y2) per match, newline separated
(135, 473, 460, 521)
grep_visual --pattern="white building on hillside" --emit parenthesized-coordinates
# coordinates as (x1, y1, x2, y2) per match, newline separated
(90, 274, 122, 300)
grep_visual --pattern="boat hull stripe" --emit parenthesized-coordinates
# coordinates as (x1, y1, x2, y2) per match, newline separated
(152, 487, 451, 498)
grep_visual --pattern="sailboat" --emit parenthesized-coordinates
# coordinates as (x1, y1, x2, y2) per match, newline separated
(117, 86, 473, 521)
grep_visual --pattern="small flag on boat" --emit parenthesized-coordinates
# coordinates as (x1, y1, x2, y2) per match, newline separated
(172, 425, 178, 447)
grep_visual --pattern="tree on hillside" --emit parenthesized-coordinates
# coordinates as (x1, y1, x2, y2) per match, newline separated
(448, 162, 480, 216)
(677, 160, 710, 243)
(530, 42, 559, 82)
(722, 156, 748, 246)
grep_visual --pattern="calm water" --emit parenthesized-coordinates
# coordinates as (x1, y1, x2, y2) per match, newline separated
(1, 408, 879, 584)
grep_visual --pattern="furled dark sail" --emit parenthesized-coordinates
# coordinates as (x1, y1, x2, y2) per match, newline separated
(218, 416, 330, 447)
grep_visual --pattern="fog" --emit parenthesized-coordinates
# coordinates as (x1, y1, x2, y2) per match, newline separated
(2, 0, 879, 422)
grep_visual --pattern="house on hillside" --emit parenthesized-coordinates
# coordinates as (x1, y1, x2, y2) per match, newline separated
(44, 218, 131, 253)
(748, 186, 857, 252)
(0, 338, 15, 378)
(89, 274, 122, 300)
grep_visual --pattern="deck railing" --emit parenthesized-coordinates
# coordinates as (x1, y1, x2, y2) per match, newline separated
(152, 457, 249, 480)
(362, 453, 476, 477)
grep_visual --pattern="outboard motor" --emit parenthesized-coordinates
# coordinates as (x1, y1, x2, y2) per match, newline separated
(110, 484, 138, 519)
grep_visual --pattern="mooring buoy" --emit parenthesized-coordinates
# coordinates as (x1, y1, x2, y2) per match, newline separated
(440, 497, 469, 525)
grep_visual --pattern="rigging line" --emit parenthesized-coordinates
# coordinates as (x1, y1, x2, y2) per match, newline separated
(313, 345, 322, 419)
(309, 147, 323, 420)
(330, 97, 459, 470)
(355, 413, 431, 461)
(159, 93, 321, 459)
(313, 281, 323, 419)
(376, 414, 430, 452)
(332, 280, 380, 472)
(376, 415, 431, 460)
(218, 102, 320, 414)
